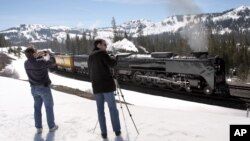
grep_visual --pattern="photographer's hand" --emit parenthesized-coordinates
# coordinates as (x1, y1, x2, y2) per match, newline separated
(33, 53, 39, 58)
(43, 53, 50, 61)
(37, 51, 45, 57)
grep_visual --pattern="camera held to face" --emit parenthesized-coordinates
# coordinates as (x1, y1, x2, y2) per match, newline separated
(35, 51, 48, 58)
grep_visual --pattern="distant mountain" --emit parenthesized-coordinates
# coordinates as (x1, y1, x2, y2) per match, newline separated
(98, 5, 250, 37)
(1, 5, 250, 45)
(0, 24, 84, 45)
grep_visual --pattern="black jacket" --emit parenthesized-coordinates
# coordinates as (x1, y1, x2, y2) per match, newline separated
(24, 57, 54, 86)
(88, 49, 117, 94)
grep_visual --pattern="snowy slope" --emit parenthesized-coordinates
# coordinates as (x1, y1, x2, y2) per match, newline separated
(1, 73, 250, 141)
(0, 24, 82, 44)
(213, 6, 250, 22)
(96, 5, 250, 37)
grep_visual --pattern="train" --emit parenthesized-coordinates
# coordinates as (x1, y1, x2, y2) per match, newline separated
(51, 51, 229, 96)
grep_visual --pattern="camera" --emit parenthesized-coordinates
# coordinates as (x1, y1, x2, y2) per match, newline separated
(35, 51, 48, 58)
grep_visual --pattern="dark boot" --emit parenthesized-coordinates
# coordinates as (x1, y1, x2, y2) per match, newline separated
(115, 131, 121, 136)
(101, 133, 107, 139)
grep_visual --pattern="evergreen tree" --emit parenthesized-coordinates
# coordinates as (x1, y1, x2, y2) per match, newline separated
(65, 34, 71, 54)
(137, 21, 145, 46)
(17, 46, 22, 58)
(0, 34, 8, 48)
(111, 17, 119, 42)
(93, 28, 98, 40)
(75, 36, 80, 55)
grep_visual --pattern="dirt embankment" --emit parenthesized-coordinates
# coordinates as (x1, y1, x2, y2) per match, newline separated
(50, 84, 129, 104)
(51, 84, 95, 100)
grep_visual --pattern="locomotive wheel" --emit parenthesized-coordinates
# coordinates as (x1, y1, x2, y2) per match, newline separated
(203, 86, 213, 95)
(156, 74, 167, 88)
(169, 76, 182, 91)
(143, 72, 156, 87)
(122, 75, 130, 82)
(170, 83, 182, 91)
(132, 71, 143, 85)
(185, 85, 192, 93)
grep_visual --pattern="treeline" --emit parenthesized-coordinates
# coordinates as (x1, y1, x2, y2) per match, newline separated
(134, 33, 192, 54)
(208, 32, 250, 80)
(33, 32, 95, 55)
(0, 34, 10, 48)
(111, 17, 193, 54)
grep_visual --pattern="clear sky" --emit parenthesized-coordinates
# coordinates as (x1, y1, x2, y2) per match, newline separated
(0, 0, 250, 30)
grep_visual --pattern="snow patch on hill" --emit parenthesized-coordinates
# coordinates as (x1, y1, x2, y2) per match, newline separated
(49, 25, 71, 30)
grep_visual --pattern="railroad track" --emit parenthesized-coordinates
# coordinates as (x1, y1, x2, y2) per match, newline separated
(122, 81, 250, 107)
(229, 84, 250, 91)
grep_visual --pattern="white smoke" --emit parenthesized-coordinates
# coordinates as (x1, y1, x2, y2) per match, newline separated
(166, 0, 208, 52)
(180, 23, 208, 52)
(166, 0, 202, 15)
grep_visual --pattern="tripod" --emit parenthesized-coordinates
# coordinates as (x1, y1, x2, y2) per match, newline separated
(92, 77, 140, 135)
(114, 78, 140, 135)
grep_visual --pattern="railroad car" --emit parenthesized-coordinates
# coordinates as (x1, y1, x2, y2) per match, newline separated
(53, 52, 229, 95)
(73, 55, 89, 74)
(54, 55, 75, 71)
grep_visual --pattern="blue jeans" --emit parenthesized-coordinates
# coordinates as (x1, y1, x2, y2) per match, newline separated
(95, 92, 121, 134)
(31, 85, 55, 129)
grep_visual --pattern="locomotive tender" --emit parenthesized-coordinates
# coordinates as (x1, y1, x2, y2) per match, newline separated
(52, 52, 229, 95)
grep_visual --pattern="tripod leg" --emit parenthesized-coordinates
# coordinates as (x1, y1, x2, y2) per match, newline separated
(116, 82, 127, 125)
(247, 107, 249, 118)
(115, 79, 140, 135)
(93, 120, 99, 134)
(116, 85, 131, 138)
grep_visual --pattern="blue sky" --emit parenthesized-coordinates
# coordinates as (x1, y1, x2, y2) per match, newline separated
(0, 0, 249, 30)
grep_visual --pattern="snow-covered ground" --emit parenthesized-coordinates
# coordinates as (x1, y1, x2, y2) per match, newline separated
(1, 52, 250, 141)
(1, 72, 250, 141)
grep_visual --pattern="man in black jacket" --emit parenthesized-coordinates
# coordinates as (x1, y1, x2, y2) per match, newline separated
(24, 47, 58, 134)
(88, 39, 121, 139)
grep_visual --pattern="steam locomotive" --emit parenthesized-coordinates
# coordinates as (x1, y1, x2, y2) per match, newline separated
(52, 52, 229, 95)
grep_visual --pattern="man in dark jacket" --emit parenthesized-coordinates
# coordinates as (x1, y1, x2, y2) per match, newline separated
(24, 47, 58, 134)
(88, 39, 121, 139)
